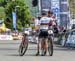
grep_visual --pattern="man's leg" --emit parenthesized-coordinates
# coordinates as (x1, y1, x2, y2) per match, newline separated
(36, 43, 39, 56)
(44, 32, 48, 55)
(36, 38, 41, 56)
(43, 38, 48, 55)
(45, 38, 48, 51)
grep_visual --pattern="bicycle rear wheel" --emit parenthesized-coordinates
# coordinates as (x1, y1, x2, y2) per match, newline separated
(19, 39, 28, 56)
(48, 36, 53, 56)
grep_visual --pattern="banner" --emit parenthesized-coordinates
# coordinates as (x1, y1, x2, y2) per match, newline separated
(66, 35, 75, 47)
(0, 35, 13, 40)
(41, 0, 51, 9)
(12, 12, 16, 29)
(51, 0, 60, 25)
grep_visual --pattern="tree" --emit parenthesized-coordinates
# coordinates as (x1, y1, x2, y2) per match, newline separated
(0, 0, 11, 7)
(0, 7, 5, 19)
(4, 0, 31, 30)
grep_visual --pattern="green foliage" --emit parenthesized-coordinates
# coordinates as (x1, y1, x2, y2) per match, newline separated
(0, 0, 12, 7)
(0, 7, 5, 19)
(25, 0, 38, 16)
(4, 0, 31, 30)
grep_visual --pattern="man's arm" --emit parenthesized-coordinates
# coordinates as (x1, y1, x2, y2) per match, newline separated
(34, 18, 41, 31)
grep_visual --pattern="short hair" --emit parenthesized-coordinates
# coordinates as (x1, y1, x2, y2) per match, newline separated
(22, 32, 26, 36)
(48, 10, 53, 14)
(38, 16, 41, 20)
(41, 12, 47, 16)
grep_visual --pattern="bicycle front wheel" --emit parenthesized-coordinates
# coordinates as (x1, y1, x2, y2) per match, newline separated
(19, 39, 28, 56)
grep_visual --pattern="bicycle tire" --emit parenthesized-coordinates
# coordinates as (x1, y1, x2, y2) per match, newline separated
(19, 39, 28, 56)
(48, 36, 53, 56)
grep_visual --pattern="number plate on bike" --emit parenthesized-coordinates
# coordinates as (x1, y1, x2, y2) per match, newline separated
(48, 30, 53, 34)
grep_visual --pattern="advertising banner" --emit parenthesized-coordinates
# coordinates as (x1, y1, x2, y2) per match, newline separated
(12, 12, 16, 29)
(51, 0, 60, 25)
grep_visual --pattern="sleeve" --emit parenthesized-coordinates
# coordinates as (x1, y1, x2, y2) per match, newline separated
(35, 19, 39, 26)
(38, 18, 41, 25)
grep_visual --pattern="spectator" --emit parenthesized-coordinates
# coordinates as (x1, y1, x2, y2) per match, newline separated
(62, 25, 66, 33)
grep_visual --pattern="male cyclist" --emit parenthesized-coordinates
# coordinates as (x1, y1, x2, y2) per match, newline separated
(35, 10, 54, 56)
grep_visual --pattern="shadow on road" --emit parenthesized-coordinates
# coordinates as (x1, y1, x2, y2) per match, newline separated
(54, 48, 75, 52)
(0, 48, 36, 51)
(4, 53, 37, 56)
(0, 48, 18, 51)
(0, 47, 75, 51)
(4, 54, 51, 57)
(0, 43, 20, 45)
(5, 54, 19, 56)
(55, 45, 75, 51)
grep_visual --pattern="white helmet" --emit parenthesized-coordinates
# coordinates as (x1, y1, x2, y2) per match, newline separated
(24, 31, 29, 35)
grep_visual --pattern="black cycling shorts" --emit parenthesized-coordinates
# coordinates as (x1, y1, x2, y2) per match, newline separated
(39, 30, 48, 38)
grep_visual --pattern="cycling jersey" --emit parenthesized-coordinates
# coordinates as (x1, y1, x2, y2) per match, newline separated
(39, 17, 53, 30)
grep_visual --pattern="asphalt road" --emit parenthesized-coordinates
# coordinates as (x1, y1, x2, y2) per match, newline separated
(0, 40, 75, 61)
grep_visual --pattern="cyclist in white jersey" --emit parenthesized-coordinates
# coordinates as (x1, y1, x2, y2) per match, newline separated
(36, 12, 54, 56)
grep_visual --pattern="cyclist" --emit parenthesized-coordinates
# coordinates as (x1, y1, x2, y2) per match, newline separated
(22, 30, 29, 48)
(22, 32, 26, 48)
(48, 10, 59, 35)
(35, 10, 54, 56)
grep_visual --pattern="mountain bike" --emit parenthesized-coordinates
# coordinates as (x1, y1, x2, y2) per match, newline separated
(41, 30, 53, 56)
(19, 33, 28, 56)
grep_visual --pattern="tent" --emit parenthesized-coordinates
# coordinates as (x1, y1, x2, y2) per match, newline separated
(0, 23, 6, 32)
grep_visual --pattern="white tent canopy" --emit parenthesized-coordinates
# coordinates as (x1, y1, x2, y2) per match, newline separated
(6, 28, 11, 31)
